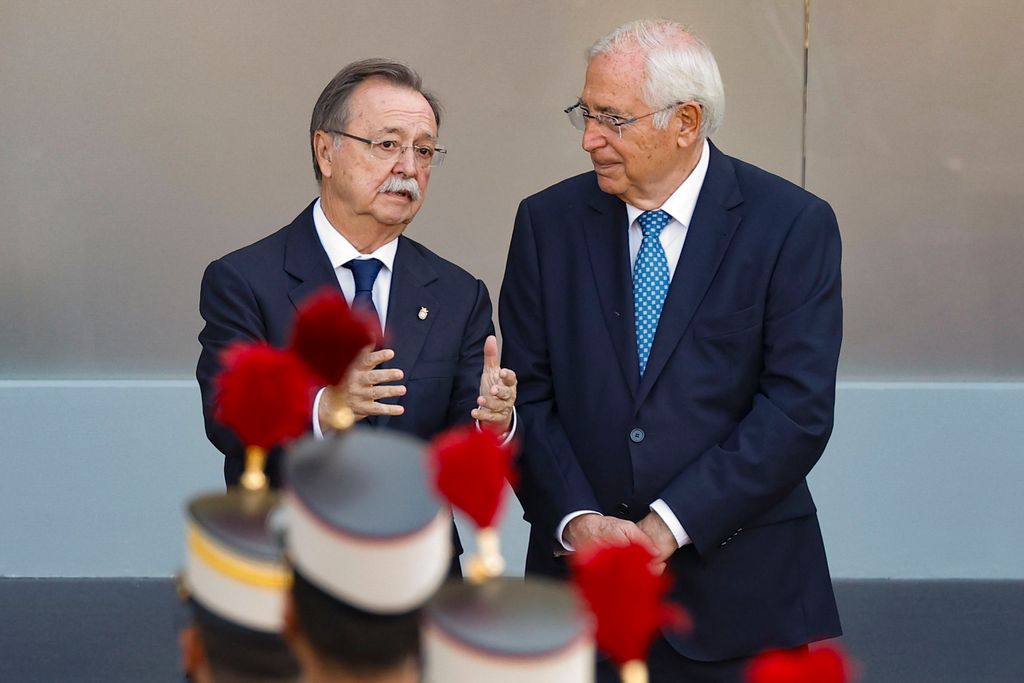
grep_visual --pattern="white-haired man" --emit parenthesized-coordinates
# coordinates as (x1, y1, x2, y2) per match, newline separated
(501, 20, 842, 681)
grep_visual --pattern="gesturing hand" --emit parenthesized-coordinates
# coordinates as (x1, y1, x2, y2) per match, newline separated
(320, 347, 406, 429)
(472, 335, 517, 432)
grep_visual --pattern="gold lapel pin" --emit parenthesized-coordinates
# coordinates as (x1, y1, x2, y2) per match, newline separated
(418, 306, 429, 320)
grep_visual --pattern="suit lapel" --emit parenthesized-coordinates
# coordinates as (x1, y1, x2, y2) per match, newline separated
(285, 200, 344, 309)
(635, 144, 744, 407)
(582, 190, 640, 399)
(375, 236, 439, 429)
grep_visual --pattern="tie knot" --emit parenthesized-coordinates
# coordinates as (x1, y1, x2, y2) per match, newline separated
(344, 258, 383, 293)
(637, 210, 671, 238)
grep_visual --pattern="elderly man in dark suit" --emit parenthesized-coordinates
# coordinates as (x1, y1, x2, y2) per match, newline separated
(197, 59, 516, 491)
(500, 19, 843, 682)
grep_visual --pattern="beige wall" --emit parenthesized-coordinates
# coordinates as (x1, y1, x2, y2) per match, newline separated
(1, 1, 1019, 379)
(807, 2, 1024, 378)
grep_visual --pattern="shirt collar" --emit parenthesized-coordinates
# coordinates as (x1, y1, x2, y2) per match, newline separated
(625, 138, 710, 228)
(313, 197, 398, 271)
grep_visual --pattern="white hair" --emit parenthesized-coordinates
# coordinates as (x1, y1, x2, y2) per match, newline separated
(587, 19, 725, 138)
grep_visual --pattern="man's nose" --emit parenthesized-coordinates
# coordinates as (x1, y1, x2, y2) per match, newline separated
(581, 120, 606, 152)
(392, 146, 419, 175)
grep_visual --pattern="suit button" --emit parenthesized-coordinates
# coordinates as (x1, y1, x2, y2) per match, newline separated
(629, 428, 645, 443)
(617, 503, 631, 517)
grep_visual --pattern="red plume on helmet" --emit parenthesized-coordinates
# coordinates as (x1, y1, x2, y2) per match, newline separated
(215, 342, 316, 450)
(428, 425, 517, 582)
(289, 288, 376, 386)
(747, 645, 852, 683)
(428, 426, 516, 529)
(571, 541, 689, 673)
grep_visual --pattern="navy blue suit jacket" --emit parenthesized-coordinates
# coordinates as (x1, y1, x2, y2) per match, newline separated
(499, 143, 842, 661)
(197, 200, 493, 488)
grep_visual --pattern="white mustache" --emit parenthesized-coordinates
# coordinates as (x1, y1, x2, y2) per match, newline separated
(377, 176, 421, 201)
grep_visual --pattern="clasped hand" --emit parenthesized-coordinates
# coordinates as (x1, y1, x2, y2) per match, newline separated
(565, 512, 678, 575)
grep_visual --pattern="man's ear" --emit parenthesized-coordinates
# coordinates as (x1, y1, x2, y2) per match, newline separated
(314, 130, 336, 179)
(674, 102, 703, 148)
(179, 625, 206, 676)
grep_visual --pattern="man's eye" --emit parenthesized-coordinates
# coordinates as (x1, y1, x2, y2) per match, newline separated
(376, 140, 400, 151)
(414, 146, 434, 159)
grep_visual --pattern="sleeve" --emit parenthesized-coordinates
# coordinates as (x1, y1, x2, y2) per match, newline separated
(443, 278, 494, 429)
(657, 198, 843, 555)
(499, 199, 604, 535)
(196, 257, 270, 470)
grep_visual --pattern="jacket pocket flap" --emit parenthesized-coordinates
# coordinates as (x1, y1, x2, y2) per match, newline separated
(744, 482, 817, 529)
(694, 304, 763, 339)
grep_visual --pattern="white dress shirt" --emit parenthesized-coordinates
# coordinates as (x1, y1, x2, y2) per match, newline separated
(313, 197, 397, 330)
(310, 198, 397, 438)
(557, 140, 710, 551)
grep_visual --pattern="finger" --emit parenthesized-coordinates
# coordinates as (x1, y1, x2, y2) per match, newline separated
(370, 384, 407, 400)
(473, 408, 509, 425)
(488, 384, 514, 401)
(498, 368, 517, 385)
(650, 560, 667, 576)
(482, 335, 499, 370)
(624, 523, 659, 555)
(353, 346, 375, 368)
(370, 402, 405, 416)
(362, 348, 395, 369)
(356, 401, 405, 416)
(364, 368, 405, 385)
(352, 383, 406, 401)
(477, 395, 511, 412)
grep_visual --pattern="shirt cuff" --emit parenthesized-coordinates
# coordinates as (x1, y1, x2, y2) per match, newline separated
(311, 387, 326, 440)
(556, 510, 601, 552)
(475, 407, 517, 446)
(649, 499, 691, 548)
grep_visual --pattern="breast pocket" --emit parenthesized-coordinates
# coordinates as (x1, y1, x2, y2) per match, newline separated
(693, 304, 763, 340)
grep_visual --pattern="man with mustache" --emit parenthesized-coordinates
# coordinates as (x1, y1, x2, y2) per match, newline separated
(500, 19, 842, 681)
(197, 60, 516, 554)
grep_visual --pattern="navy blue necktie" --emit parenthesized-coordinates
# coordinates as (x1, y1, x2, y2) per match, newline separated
(344, 258, 384, 335)
(634, 210, 671, 375)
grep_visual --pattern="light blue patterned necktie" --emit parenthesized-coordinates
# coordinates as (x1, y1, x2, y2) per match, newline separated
(633, 210, 671, 376)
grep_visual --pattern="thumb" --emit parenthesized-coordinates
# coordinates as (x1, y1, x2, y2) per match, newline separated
(483, 334, 499, 369)
(627, 524, 659, 557)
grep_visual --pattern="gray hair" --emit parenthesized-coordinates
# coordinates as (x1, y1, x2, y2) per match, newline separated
(309, 58, 442, 182)
(587, 19, 724, 138)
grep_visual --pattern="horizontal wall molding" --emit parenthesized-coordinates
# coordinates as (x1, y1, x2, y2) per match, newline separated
(1, 381, 1022, 579)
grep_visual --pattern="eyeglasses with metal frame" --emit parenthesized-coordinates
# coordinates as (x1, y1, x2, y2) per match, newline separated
(564, 100, 686, 139)
(326, 130, 447, 167)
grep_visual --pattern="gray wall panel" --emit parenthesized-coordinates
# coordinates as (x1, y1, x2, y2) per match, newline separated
(806, 2, 1024, 379)
(1, 1, 804, 377)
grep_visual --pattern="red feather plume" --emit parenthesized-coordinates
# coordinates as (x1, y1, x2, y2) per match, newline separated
(571, 541, 689, 667)
(746, 645, 851, 683)
(289, 289, 376, 385)
(428, 426, 516, 528)
(215, 342, 317, 449)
